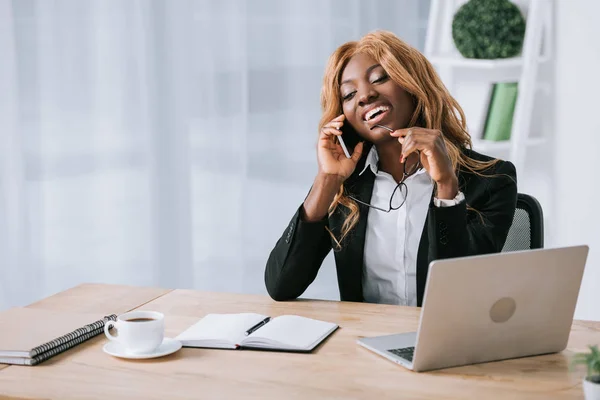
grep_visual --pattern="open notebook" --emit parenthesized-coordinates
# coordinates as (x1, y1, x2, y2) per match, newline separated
(175, 313, 338, 352)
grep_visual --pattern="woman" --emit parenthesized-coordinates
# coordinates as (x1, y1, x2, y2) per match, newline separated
(264, 31, 517, 306)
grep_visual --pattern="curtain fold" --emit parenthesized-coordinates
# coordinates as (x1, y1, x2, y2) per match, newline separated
(0, 0, 28, 307)
(0, 0, 429, 309)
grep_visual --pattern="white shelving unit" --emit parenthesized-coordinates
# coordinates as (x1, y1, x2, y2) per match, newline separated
(429, 55, 525, 68)
(424, 0, 553, 172)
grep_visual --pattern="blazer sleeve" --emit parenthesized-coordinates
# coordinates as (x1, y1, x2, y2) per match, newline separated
(426, 160, 518, 261)
(264, 204, 332, 301)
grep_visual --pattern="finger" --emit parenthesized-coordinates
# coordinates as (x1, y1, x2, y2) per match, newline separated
(397, 128, 414, 145)
(320, 127, 342, 138)
(400, 136, 421, 163)
(400, 130, 435, 146)
(401, 143, 417, 164)
(401, 136, 434, 163)
(391, 127, 435, 139)
(332, 114, 346, 122)
(390, 128, 413, 138)
(350, 141, 364, 163)
(324, 121, 344, 129)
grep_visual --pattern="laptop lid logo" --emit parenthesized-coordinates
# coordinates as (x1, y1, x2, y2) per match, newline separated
(490, 297, 517, 323)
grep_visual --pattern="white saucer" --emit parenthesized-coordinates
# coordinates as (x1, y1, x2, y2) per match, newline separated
(103, 338, 182, 359)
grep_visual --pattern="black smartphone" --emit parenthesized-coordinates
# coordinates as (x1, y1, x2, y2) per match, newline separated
(338, 122, 360, 159)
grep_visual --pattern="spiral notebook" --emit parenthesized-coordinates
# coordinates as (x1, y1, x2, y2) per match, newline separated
(0, 307, 116, 366)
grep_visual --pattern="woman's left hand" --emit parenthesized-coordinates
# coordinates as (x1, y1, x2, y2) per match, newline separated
(390, 127, 458, 200)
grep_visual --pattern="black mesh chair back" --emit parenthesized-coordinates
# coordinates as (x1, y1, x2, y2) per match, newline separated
(502, 193, 544, 252)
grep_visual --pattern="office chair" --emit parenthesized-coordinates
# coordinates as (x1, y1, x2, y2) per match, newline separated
(502, 193, 544, 252)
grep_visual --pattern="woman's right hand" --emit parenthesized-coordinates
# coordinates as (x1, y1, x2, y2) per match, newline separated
(303, 115, 363, 222)
(318, 114, 364, 181)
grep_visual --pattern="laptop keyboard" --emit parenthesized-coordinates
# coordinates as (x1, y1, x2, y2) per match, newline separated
(388, 346, 415, 362)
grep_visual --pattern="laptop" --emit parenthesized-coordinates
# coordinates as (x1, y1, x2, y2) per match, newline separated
(357, 245, 589, 372)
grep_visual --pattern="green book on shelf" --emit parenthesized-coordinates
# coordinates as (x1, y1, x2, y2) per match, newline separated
(483, 82, 519, 141)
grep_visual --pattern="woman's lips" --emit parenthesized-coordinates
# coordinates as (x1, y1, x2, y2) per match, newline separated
(365, 108, 391, 127)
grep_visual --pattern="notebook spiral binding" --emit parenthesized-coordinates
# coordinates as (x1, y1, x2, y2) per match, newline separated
(29, 327, 106, 366)
(29, 314, 117, 359)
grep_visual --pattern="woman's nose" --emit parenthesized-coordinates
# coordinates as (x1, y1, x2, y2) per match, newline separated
(358, 87, 378, 106)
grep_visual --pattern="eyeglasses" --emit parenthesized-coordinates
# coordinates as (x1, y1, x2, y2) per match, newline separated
(348, 154, 421, 212)
(348, 124, 421, 213)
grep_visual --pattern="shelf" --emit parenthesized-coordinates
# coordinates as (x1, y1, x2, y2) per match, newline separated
(429, 54, 549, 70)
(425, 0, 552, 170)
(471, 137, 546, 152)
(428, 54, 528, 82)
(429, 54, 524, 69)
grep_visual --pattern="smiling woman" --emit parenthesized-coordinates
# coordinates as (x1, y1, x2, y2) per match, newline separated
(340, 55, 416, 140)
(264, 30, 518, 307)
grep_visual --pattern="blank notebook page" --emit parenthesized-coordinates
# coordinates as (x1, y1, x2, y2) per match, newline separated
(248, 315, 337, 349)
(177, 313, 268, 346)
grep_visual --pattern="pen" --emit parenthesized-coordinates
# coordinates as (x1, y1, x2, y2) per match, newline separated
(245, 317, 271, 336)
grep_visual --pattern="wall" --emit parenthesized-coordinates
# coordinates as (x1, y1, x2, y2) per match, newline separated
(554, 0, 600, 321)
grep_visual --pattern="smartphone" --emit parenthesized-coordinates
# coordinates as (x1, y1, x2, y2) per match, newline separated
(338, 136, 351, 159)
(337, 123, 360, 159)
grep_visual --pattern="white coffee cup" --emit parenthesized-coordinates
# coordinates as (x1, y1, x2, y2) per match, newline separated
(104, 311, 164, 354)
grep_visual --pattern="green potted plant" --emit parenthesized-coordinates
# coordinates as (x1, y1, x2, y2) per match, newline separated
(452, 0, 526, 59)
(572, 345, 600, 399)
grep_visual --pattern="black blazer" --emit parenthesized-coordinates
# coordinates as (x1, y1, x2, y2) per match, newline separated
(264, 147, 517, 306)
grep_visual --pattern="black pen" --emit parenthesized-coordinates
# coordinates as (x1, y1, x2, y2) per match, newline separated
(245, 317, 271, 336)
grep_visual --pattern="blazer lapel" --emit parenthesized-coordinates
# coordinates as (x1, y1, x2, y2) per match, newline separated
(416, 211, 430, 306)
(416, 172, 467, 306)
(333, 165, 375, 302)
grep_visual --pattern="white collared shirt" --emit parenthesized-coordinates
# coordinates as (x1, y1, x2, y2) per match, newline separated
(360, 146, 463, 306)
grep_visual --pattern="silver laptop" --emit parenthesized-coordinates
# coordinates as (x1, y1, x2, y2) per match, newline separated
(357, 245, 589, 372)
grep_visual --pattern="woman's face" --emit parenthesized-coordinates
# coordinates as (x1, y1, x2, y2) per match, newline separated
(339, 53, 415, 143)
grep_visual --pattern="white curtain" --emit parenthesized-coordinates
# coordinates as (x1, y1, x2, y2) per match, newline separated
(0, 0, 430, 310)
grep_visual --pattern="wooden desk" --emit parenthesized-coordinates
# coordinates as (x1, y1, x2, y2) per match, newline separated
(26, 283, 172, 315)
(0, 284, 599, 399)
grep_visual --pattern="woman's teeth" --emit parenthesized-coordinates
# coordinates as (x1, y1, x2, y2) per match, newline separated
(365, 105, 390, 121)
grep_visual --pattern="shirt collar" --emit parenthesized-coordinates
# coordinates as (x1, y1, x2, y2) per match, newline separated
(358, 146, 430, 179)
(359, 146, 379, 176)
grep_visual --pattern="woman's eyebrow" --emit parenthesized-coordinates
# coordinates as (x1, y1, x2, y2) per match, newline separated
(340, 64, 382, 86)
